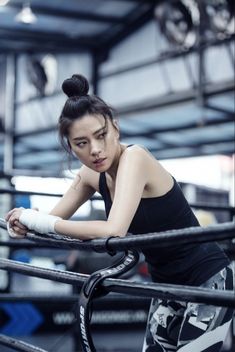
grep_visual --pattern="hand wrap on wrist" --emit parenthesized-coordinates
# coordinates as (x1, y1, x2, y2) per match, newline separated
(19, 209, 61, 234)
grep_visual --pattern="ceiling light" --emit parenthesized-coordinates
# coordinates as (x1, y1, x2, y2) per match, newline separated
(0, 0, 10, 6)
(15, 2, 37, 24)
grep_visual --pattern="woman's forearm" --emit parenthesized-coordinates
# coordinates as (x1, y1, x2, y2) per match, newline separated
(54, 219, 124, 240)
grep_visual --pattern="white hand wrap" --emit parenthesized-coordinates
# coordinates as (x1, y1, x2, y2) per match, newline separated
(19, 209, 61, 234)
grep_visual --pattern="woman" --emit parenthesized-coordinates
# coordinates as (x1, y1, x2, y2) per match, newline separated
(6, 74, 233, 352)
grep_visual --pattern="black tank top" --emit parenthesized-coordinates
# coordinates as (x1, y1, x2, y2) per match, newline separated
(99, 172, 230, 286)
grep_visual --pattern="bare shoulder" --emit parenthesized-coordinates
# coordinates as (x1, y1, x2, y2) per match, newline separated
(79, 165, 100, 191)
(121, 144, 153, 162)
(121, 145, 173, 195)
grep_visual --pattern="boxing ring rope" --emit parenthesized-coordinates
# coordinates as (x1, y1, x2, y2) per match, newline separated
(0, 217, 234, 252)
(0, 257, 234, 308)
(0, 217, 235, 351)
(0, 334, 47, 352)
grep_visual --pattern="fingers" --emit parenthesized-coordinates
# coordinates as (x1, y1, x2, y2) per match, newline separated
(7, 221, 27, 239)
(6, 209, 25, 234)
(13, 220, 27, 231)
(11, 224, 27, 236)
(8, 219, 28, 238)
(8, 213, 21, 228)
(5, 207, 29, 238)
(5, 207, 24, 221)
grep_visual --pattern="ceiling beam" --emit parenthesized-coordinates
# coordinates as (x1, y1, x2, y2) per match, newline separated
(117, 80, 235, 116)
(151, 137, 235, 152)
(15, 115, 234, 139)
(121, 118, 234, 139)
(14, 78, 234, 139)
(5, 2, 123, 24)
(152, 147, 235, 160)
(14, 136, 235, 158)
(14, 146, 61, 157)
(0, 27, 98, 51)
(100, 35, 234, 79)
(0, 42, 92, 54)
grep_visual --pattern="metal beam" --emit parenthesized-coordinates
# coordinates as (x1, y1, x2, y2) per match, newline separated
(117, 80, 235, 116)
(3, 55, 16, 174)
(204, 103, 235, 117)
(0, 27, 97, 51)
(151, 137, 235, 152)
(5, 2, 123, 24)
(121, 118, 234, 139)
(14, 79, 234, 139)
(100, 35, 234, 79)
(152, 146, 235, 160)
(0, 41, 92, 55)
(14, 146, 61, 157)
(14, 135, 235, 158)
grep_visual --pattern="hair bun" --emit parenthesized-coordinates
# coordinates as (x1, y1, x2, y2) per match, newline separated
(62, 74, 89, 98)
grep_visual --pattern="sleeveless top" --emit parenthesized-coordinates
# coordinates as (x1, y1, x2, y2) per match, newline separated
(99, 169, 229, 286)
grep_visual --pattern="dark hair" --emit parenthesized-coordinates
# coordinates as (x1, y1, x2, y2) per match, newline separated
(58, 74, 115, 154)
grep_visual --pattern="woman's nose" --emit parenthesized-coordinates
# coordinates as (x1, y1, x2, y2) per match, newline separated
(90, 141, 102, 156)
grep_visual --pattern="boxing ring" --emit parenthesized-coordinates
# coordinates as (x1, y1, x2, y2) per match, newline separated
(0, 216, 234, 351)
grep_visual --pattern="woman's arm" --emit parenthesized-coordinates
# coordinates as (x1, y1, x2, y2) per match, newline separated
(5, 165, 97, 237)
(6, 147, 148, 239)
(49, 165, 97, 219)
(54, 146, 147, 239)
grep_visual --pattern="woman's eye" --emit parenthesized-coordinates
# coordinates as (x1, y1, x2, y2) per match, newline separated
(77, 141, 87, 147)
(98, 132, 107, 139)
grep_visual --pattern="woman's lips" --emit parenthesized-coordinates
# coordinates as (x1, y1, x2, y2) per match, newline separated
(93, 158, 106, 167)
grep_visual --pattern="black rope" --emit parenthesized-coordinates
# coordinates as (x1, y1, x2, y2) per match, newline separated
(0, 293, 80, 302)
(0, 218, 234, 253)
(0, 258, 86, 287)
(0, 292, 148, 303)
(0, 240, 69, 249)
(0, 258, 234, 308)
(93, 222, 235, 253)
(0, 334, 47, 352)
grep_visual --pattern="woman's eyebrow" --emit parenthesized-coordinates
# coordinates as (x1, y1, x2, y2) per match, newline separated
(72, 125, 106, 141)
(93, 125, 107, 135)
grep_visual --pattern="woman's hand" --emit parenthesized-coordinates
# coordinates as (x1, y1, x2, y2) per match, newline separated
(5, 207, 28, 238)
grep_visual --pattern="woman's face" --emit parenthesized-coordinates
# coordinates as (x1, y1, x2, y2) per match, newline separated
(68, 114, 120, 172)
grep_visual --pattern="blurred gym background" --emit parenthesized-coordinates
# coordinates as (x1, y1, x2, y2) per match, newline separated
(0, 1, 234, 351)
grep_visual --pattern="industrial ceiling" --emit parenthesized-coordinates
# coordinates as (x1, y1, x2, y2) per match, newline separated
(0, 0, 234, 176)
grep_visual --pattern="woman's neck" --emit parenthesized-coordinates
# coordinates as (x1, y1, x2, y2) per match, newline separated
(106, 143, 126, 180)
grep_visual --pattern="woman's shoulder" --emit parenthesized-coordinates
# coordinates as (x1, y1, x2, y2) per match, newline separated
(79, 165, 100, 191)
(122, 144, 156, 161)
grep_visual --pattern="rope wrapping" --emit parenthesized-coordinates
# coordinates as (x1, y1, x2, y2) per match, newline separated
(0, 218, 234, 252)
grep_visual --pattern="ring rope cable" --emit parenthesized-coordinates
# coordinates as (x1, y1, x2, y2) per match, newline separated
(0, 218, 234, 252)
(0, 333, 47, 352)
(0, 263, 233, 307)
(78, 249, 139, 352)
